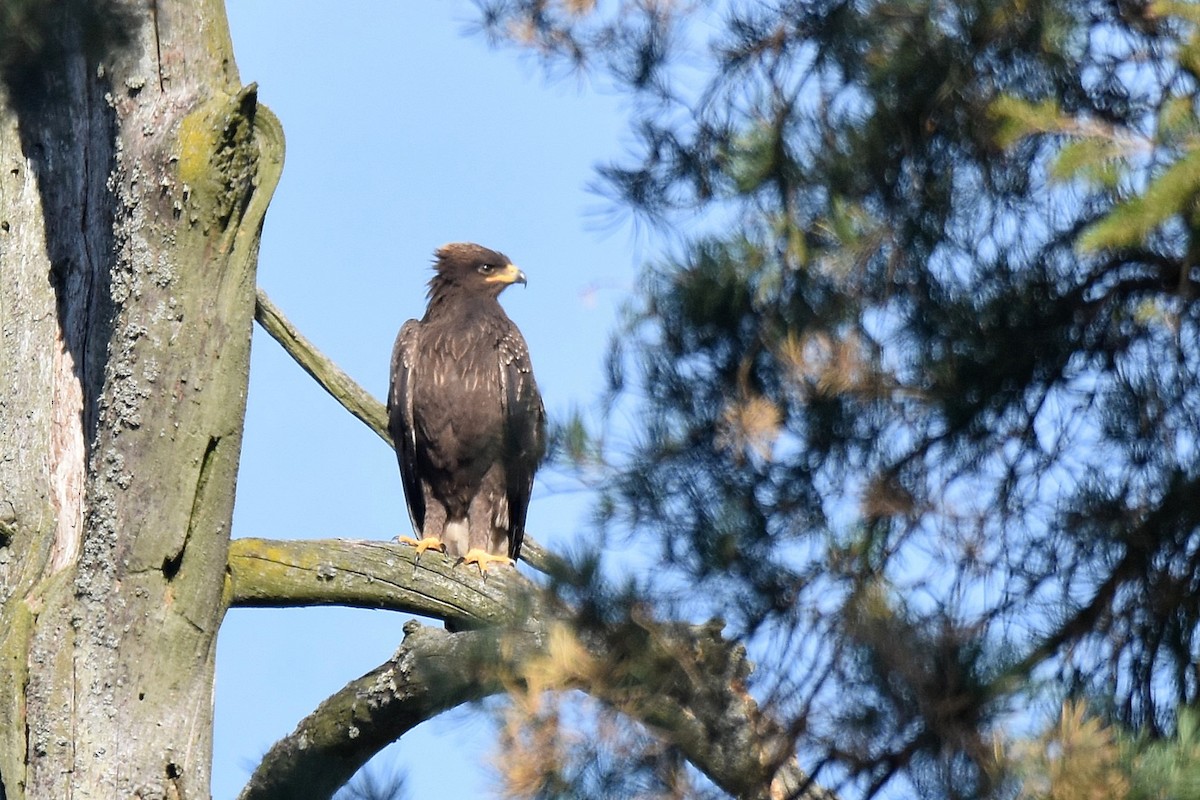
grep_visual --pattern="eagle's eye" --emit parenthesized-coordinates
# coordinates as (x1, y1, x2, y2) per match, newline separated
(478, 263, 495, 274)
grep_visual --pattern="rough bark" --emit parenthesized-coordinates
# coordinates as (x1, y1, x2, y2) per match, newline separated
(0, 3, 282, 798)
(227, 537, 537, 627)
(236, 620, 519, 800)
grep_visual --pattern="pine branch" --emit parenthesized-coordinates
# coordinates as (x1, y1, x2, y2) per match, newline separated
(237, 611, 827, 800)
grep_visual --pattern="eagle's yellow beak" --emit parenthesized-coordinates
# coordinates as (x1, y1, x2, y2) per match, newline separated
(485, 263, 527, 286)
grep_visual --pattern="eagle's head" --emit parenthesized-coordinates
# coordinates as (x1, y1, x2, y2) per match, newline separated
(429, 242, 526, 300)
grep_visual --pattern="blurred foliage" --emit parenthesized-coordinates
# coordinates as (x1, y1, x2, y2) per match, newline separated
(332, 765, 408, 800)
(476, 0, 1200, 797)
(497, 688, 707, 800)
(1004, 701, 1200, 800)
(1007, 701, 1131, 800)
(1125, 705, 1200, 799)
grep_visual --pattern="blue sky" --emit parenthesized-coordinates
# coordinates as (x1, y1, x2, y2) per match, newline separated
(215, 3, 645, 797)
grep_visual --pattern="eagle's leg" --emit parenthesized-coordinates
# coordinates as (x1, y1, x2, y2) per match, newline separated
(397, 491, 451, 557)
(460, 549, 515, 574)
(461, 485, 513, 575)
(397, 535, 446, 556)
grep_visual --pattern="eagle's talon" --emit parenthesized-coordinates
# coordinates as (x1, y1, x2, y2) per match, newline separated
(397, 535, 446, 557)
(459, 548, 515, 576)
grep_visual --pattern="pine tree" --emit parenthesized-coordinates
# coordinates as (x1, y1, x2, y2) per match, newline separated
(479, 1, 1200, 796)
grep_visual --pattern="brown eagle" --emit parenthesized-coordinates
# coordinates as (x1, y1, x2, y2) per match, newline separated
(388, 243, 545, 571)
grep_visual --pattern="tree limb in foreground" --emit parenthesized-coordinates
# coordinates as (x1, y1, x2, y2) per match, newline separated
(235, 620, 514, 800)
(234, 589, 827, 800)
(243, 291, 833, 800)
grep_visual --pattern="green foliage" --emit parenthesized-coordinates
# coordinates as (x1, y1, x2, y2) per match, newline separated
(1127, 707, 1200, 799)
(988, 1, 1200, 254)
(552, 410, 596, 469)
(1079, 148, 1200, 251)
(989, 96, 1073, 149)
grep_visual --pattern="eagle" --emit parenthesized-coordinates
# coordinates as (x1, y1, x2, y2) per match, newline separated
(388, 243, 545, 572)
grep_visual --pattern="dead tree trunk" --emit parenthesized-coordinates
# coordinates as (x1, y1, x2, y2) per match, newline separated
(0, 2, 282, 797)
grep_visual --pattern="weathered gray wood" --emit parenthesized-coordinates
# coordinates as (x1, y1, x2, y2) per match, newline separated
(0, 3, 282, 798)
(227, 537, 535, 626)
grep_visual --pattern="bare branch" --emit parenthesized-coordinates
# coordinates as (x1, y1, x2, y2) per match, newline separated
(227, 537, 536, 627)
(254, 288, 391, 444)
(569, 617, 831, 800)
(236, 621, 521, 800)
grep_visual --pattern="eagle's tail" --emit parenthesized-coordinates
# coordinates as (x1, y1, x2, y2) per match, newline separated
(442, 519, 470, 558)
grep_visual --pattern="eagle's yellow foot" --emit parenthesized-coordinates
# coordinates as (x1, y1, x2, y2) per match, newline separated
(459, 549, 514, 575)
(397, 535, 446, 556)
